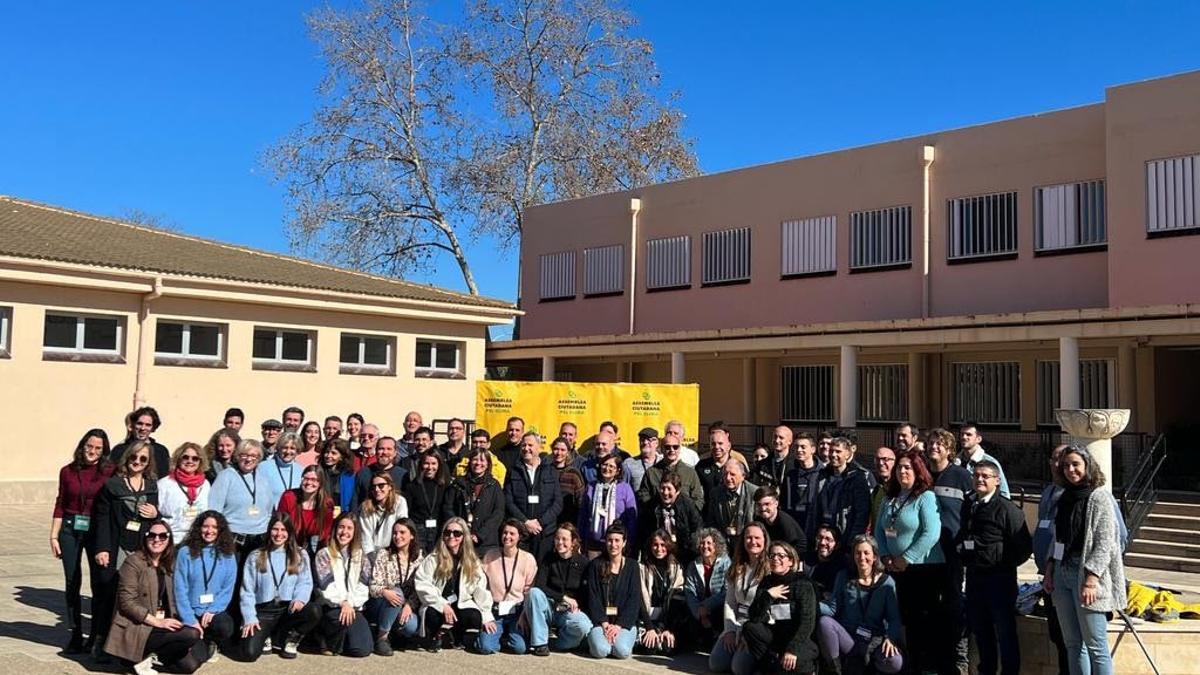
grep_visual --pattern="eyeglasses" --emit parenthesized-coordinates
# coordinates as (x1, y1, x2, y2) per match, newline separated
(145, 532, 169, 541)
(237, 454, 260, 460)
(663, 445, 679, 451)
(973, 474, 998, 481)
(767, 552, 792, 560)
(443, 530, 465, 539)
(362, 433, 377, 439)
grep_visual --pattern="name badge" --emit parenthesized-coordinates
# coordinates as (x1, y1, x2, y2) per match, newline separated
(199, 593, 215, 605)
(884, 528, 898, 539)
(527, 495, 540, 504)
(247, 506, 260, 517)
(185, 506, 199, 518)
(154, 610, 166, 620)
(1037, 519, 1051, 530)
(669, 533, 676, 543)
(1052, 542, 1065, 560)
(496, 600, 517, 616)
(770, 603, 792, 621)
(425, 519, 437, 528)
(126, 519, 142, 532)
(332, 506, 342, 518)
(649, 607, 663, 621)
(71, 515, 91, 532)
(310, 535, 320, 551)
(855, 625, 873, 639)
(963, 540, 975, 551)
(605, 605, 619, 617)
(726, 526, 738, 536)
(736, 602, 750, 621)
(467, 513, 474, 524)
(446, 594, 458, 604)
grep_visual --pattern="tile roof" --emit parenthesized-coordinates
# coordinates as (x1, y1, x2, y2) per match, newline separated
(0, 197, 514, 310)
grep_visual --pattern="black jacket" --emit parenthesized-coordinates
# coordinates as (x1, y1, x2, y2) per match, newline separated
(956, 493, 1033, 573)
(785, 459, 824, 541)
(504, 461, 563, 557)
(495, 442, 522, 471)
(94, 474, 159, 555)
(753, 453, 795, 491)
(584, 556, 641, 629)
(638, 495, 704, 561)
(404, 477, 452, 552)
(535, 550, 588, 605)
(756, 510, 808, 555)
(746, 571, 819, 671)
(111, 440, 171, 481)
(815, 463, 872, 549)
(448, 474, 505, 550)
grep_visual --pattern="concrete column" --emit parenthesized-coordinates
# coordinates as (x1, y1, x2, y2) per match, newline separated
(1059, 336, 1081, 410)
(614, 360, 626, 383)
(541, 355, 556, 382)
(742, 358, 757, 423)
(671, 352, 686, 384)
(839, 345, 858, 428)
(1055, 409, 1130, 482)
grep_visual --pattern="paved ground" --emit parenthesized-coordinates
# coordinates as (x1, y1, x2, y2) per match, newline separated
(5, 503, 1197, 675)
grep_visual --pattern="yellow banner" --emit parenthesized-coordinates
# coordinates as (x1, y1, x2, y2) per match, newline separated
(475, 381, 699, 450)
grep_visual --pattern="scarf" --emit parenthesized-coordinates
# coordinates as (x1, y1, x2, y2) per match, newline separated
(591, 481, 618, 536)
(657, 503, 676, 535)
(173, 468, 205, 503)
(1056, 482, 1093, 553)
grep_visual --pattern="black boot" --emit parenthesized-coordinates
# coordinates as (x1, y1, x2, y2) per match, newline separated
(63, 630, 84, 654)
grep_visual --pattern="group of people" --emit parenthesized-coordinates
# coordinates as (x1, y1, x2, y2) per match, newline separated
(50, 406, 1127, 675)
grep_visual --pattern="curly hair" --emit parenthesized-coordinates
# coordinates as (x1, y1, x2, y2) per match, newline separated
(181, 510, 236, 558)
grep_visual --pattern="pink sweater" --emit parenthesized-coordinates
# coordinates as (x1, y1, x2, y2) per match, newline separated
(481, 548, 538, 603)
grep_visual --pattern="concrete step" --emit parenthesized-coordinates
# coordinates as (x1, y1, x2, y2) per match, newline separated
(1158, 490, 1200, 505)
(1138, 526, 1200, 544)
(1149, 501, 1200, 517)
(1144, 513, 1200, 531)
(1128, 538, 1200, 558)
(1124, 551, 1200, 574)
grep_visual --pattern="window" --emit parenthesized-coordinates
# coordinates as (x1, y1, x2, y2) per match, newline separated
(781, 365, 835, 422)
(539, 251, 576, 300)
(1035, 180, 1106, 252)
(948, 191, 1018, 261)
(1036, 359, 1115, 425)
(42, 312, 124, 362)
(583, 244, 624, 296)
(646, 235, 691, 290)
(1147, 154, 1200, 235)
(850, 205, 911, 270)
(339, 333, 394, 375)
(416, 339, 463, 378)
(702, 227, 751, 285)
(781, 216, 837, 277)
(154, 320, 225, 366)
(951, 361, 1020, 425)
(0, 306, 10, 358)
(252, 327, 315, 371)
(859, 364, 908, 422)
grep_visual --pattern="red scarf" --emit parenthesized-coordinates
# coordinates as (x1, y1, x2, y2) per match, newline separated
(173, 468, 206, 503)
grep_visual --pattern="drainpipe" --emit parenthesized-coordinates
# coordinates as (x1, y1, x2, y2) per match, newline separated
(628, 198, 642, 335)
(921, 145, 936, 318)
(133, 276, 164, 408)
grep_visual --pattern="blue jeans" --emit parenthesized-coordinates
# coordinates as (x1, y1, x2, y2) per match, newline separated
(1051, 558, 1113, 675)
(364, 598, 420, 637)
(709, 633, 757, 673)
(477, 610, 526, 654)
(586, 625, 635, 659)
(524, 587, 592, 650)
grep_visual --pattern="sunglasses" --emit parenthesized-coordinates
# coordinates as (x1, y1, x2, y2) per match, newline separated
(129, 455, 149, 465)
(181, 455, 200, 462)
(663, 445, 680, 450)
(443, 530, 465, 538)
(145, 532, 169, 541)
(371, 483, 389, 490)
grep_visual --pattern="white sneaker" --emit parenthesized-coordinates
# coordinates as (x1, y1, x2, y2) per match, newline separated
(282, 636, 300, 659)
(262, 637, 273, 653)
(132, 655, 159, 675)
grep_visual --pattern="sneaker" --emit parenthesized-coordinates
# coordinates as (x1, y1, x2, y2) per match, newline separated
(132, 655, 159, 675)
(282, 632, 301, 659)
(374, 634, 394, 657)
(531, 644, 550, 657)
(262, 636, 273, 654)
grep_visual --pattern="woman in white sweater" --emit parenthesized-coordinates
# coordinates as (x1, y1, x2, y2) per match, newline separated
(414, 516, 496, 653)
(157, 443, 211, 545)
(356, 473, 409, 554)
(313, 513, 372, 657)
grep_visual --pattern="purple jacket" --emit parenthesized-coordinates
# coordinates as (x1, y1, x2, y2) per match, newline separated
(579, 480, 638, 546)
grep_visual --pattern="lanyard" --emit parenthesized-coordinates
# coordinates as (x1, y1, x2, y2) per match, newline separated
(239, 469, 258, 503)
(888, 493, 914, 529)
(605, 559, 625, 607)
(342, 553, 355, 592)
(268, 551, 287, 597)
(200, 547, 218, 592)
(276, 462, 293, 490)
(500, 552, 517, 599)
(418, 480, 438, 513)
(178, 479, 196, 506)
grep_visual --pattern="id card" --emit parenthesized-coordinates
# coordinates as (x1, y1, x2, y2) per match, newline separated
(126, 519, 142, 532)
(185, 506, 199, 518)
(884, 527, 898, 539)
(855, 625, 872, 639)
(425, 519, 437, 528)
(726, 526, 738, 536)
(770, 603, 792, 621)
(154, 610, 165, 620)
(467, 513, 474, 524)
(1037, 519, 1051, 530)
(71, 515, 91, 532)
(605, 605, 618, 617)
(199, 593, 215, 605)
(1052, 542, 1065, 560)
(963, 540, 976, 551)
(333, 506, 342, 518)
(496, 600, 517, 616)
(247, 506, 260, 517)
(446, 594, 458, 604)
(310, 535, 320, 551)
(669, 533, 676, 543)
(736, 602, 750, 621)
(527, 495, 540, 504)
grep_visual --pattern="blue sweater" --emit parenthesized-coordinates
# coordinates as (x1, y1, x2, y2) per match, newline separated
(874, 489, 943, 565)
(239, 547, 313, 624)
(265, 457, 303, 496)
(209, 466, 279, 536)
(174, 545, 238, 626)
(820, 570, 903, 642)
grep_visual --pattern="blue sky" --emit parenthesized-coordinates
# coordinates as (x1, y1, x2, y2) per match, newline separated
(3, 1, 1199, 330)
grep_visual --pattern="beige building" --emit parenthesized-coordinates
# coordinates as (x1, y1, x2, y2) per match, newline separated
(492, 70, 1200, 488)
(0, 197, 518, 502)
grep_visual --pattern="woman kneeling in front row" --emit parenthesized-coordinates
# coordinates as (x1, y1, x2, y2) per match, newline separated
(741, 541, 818, 674)
(523, 523, 592, 655)
(313, 513, 373, 657)
(817, 535, 903, 674)
(174, 511, 238, 662)
(584, 522, 641, 659)
(105, 520, 205, 674)
(413, 516, 495, 653)
(235, 513, 320, 661)
(364, 519, 424, 655)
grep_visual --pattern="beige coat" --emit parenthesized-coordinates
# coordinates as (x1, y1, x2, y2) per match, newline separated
(104, 552, 179, 662)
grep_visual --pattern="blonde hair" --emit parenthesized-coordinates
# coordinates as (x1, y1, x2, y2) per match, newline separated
(171, 441, 209, 474)
(433, 517, 480, 583)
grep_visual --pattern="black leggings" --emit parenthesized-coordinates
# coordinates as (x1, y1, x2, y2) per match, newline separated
(57, 524, 102, 635)
(143, 626, 204, 673)
(894, 563, 957, 675)
(316, 605, 373, 657)
(200, 611, 236, 649)
(232, 601, 321, 662)
(91, 547, 132, 641)
(422, 605, 483, 646)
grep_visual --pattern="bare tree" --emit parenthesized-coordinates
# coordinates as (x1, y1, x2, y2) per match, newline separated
(268, 0, 698, 295)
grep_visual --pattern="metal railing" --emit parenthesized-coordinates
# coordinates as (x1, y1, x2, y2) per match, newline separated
(1120, 433, 1167, 539)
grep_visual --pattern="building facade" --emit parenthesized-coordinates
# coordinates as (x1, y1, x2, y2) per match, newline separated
(0, 197, 518, 502)
(491, 70, 1200, 482)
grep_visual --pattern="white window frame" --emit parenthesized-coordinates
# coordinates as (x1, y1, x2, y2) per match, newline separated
(850, 205, 912, 270)
(582, 244, 625, 296)
(154, 320, 226, 367)
(339, 332, 395, 376)
(42, 311, 125, 363)
(415, 339, 465, 379)
(0, 306, 10, 358)
(251, 326, 316, 372)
